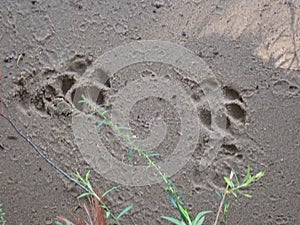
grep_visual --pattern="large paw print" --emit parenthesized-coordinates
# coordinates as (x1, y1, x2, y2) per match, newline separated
(191, 85, 255, 191)
(33, 54, 110, 117)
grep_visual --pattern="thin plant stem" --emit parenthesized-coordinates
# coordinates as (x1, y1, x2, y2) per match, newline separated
(0, 113, 89, 193)
(213, 171, 233, 225)
(213, 189, 227, 225)
(81, 96, 179, 198)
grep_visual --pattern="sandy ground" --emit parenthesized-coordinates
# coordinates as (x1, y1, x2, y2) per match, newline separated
(0, 0, 300, 224)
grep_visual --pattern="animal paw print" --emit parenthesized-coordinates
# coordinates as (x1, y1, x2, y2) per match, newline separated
(222, 86, 247, 132)
(271, 79, 300, 98)
(194, 82, 246, 135)
(191, 84, 250, 191)
(33, 73, 77, 117)
(33, 53, 110, 116)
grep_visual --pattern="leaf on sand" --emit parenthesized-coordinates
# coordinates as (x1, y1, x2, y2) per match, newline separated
(117, 205, 133, 219)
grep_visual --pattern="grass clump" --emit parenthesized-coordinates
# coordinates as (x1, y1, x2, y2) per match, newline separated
(214, 166, 265, 225)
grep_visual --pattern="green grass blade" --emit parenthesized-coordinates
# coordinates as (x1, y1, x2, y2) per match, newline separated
(102, 186, 119, 197)
(161, 216, 186, 225)
(85, 171, 90, 181)
(243, 164, 251, 184)
(231, 191, 238, 199)
(195, 216, 205, 225)
(81, 95, 89, 103)
(84, 171, 93, 190)
(102, 110, 110, 115)
(192, 210, 212, 225)
(74, 171, 85, 183)
(242, 193, 253, 198)
(168, 191, 178, 208)
(167, 178, 174, 186)
(224, 176, 234, 188)
(177, 202, 191, 224)
(232, 170, 240, 186)
(117, 205, 133, 219)
(96, 120, 106, 130)
(253, 171, 265, 181)
(77, 192, 91, 199)
(215, 191, 223, 200)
